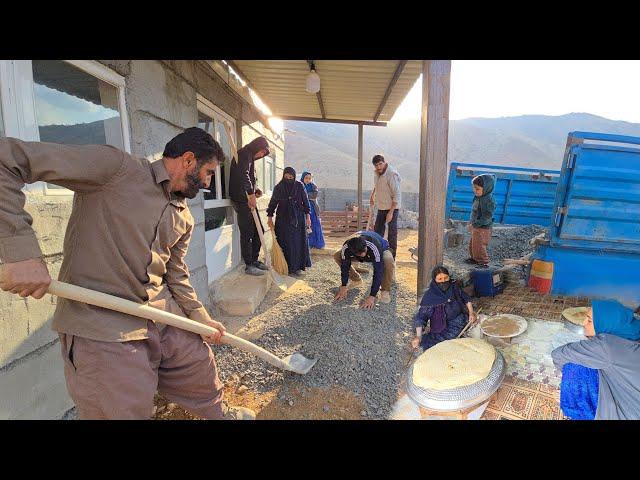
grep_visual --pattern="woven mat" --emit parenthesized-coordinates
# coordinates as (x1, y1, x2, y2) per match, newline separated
(482, 375, 567, 420)
(479, 317, 583, 420)
(474, 283, 590, 322)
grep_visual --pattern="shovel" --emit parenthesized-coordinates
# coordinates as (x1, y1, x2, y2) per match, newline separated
(47, 280, 317, 374)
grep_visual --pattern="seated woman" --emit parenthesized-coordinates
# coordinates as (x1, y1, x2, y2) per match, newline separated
(552, 299, 640, 420)
(411, 266, 477, 351)
(266, 167, 312, 276)
(301, 171, 325, 249)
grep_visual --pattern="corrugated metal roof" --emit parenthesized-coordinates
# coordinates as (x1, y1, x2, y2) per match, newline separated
(230, 60, 422, 124)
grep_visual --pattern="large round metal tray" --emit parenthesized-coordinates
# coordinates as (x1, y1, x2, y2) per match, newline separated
(406, 351, 506, 411)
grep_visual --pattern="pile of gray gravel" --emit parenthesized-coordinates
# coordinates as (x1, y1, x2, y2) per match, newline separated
(443, 223, 547, 279)
(213, 255, 415, 420)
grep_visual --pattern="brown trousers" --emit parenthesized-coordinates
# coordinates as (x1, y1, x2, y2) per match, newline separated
(333, 249, 395, 292)
(59, 322, 224, 420)
(469, 226, 492, 264)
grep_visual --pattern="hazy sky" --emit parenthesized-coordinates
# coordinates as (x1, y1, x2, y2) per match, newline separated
(391, 60, 640, 123)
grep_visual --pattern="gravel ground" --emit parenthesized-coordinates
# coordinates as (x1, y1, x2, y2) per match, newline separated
(212, 256, 415, 420)
(444, 223, 547, 279)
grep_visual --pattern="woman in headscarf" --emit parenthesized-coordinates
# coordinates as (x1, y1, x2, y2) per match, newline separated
(410, 266, 477, 351)
(552, 299, 640, 420)
(267, 167, 312, 276)
(300, 171, 325, 249)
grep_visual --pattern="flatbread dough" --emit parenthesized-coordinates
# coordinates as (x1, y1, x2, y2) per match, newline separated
(480, 314, 526, 338)
(412, 338, 496, 391)
(562, 307, 590, 326)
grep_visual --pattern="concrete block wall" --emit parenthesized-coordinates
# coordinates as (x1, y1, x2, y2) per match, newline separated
(317, 188, 419, 212)
(0, 194, 74, 419)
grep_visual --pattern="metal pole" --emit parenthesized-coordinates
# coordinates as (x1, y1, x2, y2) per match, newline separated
(357, 123, 364, 229)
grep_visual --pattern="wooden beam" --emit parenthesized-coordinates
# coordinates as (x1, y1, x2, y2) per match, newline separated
(279, 115, 387, 127)
(316, 91, 327, 118)
(373, 60, 407, 122)
(417, 60, 452, 299)
(357, 124, 364, 228)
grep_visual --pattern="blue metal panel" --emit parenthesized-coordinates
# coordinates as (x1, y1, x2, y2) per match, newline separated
(531, 245, 640, 307)
(445, 163, 560, 226)
(550, 132, 640, 254)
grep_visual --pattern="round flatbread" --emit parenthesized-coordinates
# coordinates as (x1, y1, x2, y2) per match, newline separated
(412, 338, 496, 391)
(562, 307, 590, 326)
(480, 314, 527, 338)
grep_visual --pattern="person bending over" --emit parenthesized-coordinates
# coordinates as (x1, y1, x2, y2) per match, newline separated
(333, 230, 395, 309)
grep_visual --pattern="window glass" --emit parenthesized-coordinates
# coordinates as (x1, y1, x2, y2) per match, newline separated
(198, 110, 217, 200)
(265, 157, 274, 192)
(205, 206, 234, 231)
(215, 120, 232, 199)
(31, 60, 124, 190)
(254, 157, 265, 193)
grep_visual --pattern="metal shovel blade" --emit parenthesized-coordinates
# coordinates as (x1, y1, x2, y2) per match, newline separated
(283, 352, 318, 374)
(271, 270, 291, 292)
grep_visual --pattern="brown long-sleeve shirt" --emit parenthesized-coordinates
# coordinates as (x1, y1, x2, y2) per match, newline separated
(0, 138, 212, 342)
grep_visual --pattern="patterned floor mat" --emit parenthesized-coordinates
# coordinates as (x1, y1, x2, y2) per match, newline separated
(482, 375, 567, 420)
(478, 317, 584, 420)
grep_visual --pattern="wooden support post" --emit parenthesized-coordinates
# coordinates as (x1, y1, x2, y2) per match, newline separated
(417, 60, 452, 300)
(357, 123, 364, 229)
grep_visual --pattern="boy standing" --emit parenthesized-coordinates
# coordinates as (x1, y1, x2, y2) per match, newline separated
(465, 174, 496, 268)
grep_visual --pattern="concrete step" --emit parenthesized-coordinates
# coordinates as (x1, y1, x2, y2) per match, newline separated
(210, 266, 272, 317)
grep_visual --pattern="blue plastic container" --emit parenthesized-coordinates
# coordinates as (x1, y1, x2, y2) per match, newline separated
(471, 268, 505, 297)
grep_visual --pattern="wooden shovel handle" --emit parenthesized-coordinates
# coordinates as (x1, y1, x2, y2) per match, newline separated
(47, 280, 293, 371)
(249, 205, 272, 268)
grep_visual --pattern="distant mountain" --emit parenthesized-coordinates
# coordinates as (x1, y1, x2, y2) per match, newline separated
(283, 113, 640, 192)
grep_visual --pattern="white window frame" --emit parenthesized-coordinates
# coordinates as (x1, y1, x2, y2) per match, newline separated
(263, 155, 275, 194)
(197, 94, 236, 211)
(0, 60, 131, 196)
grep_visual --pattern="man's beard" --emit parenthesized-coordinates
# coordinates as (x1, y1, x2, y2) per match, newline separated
(179, 170, 206, 199)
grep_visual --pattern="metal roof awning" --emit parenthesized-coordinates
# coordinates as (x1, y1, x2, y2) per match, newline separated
(227, 60, 422, 126)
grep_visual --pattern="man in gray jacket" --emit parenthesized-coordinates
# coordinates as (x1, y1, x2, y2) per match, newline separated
(552, 299, 640, 420)
(368, 155, 401, 259)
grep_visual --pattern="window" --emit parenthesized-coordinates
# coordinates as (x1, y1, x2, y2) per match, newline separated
(197, 95, 236, 232)
(254, 156, 265, 193)
(264, 156, 275, 192)
(205, 206, 234, 231)
(0, 60, 130, 194)
(198, 110, 218, 200)
(31, 61, 128, 192)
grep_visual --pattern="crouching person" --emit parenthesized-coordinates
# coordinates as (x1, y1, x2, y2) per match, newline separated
(411, 266, 477, 351)
(552, 299, 640, 420)
(333, 230, 395, 309)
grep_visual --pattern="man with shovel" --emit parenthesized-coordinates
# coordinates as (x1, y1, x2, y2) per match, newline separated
(0, 128, 255, 420)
